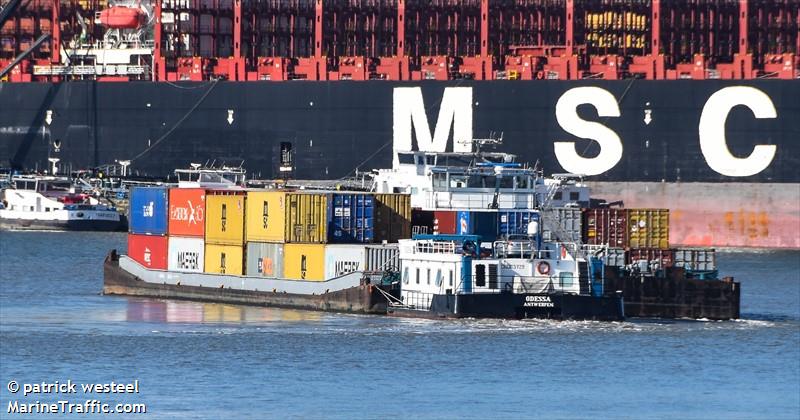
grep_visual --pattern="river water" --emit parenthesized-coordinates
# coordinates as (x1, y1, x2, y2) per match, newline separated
(1, 232, 798, 419)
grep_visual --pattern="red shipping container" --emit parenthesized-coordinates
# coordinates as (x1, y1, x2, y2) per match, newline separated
(127, 234, 168, 270)
(627, 248, 675, 268)
(168, 188, 206, 237)
(433, 210, 457, 234)
(583, 208, 629, 248)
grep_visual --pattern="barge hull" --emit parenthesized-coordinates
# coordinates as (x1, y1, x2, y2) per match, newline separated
(605, 269, 741, 320)
(103, 251, 388, 315)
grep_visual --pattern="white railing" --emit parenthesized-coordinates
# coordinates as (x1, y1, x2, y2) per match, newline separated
(425, 190, 536, 210)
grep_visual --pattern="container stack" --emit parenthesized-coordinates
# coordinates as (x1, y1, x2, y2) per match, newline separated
(580, 207, 715, 275)
(204, 190, 247, 275)
(167, 188, 206, 274)
(127, 187, 169, 270)
(430, 209, 542, 240)
(242, 190, 411, 281)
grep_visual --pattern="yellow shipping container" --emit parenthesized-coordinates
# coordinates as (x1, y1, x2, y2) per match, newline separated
(205, 192, 246, 245)
(245, 190, 287, 242)
(286, 193, 328, 243)
(283, 243, 326, 281)
(204, 243, 245, 275)
(628, 209, 670, 249)
(374, 193, 412, 242)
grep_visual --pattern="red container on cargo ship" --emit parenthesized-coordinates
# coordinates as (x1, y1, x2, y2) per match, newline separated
(433, 211, 457, 234)
(627, 248, 675, 268)
(127, 234, 168, 270)
(583, 209, 628, 248)
(168, 188, 206, 237)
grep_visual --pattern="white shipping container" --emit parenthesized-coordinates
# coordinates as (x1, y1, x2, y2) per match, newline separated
(365, 244, 399, 272)
(168, 236, 205, 273)
(246, 242, 284, 278)
(325, 244, 367, 280)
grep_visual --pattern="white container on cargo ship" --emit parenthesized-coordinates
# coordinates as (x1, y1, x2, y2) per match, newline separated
(325, 244, 367, 279)
(365, 244, 400, 272)
(246, 242, 284, 278)
(167, 236, 205, 273)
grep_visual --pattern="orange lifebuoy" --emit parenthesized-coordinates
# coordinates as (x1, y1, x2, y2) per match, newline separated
(537, 261, 551, 275)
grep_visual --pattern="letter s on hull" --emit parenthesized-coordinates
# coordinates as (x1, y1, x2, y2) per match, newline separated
(699, 86, 777, 177)
(554, 87, 623, 176)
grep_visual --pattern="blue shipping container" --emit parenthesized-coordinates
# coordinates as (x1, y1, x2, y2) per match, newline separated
(456, 211, 499, 241)
(129, 187, 168, 235)
(498, 211, 540, 236)
(328, 193, 375, 243)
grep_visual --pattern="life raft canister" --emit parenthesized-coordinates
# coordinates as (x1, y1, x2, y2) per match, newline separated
(537, 261, 551, 275)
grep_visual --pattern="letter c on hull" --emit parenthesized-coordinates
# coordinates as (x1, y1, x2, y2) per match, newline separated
(554, 87, 623, 176)
(699, 86, 777, 177)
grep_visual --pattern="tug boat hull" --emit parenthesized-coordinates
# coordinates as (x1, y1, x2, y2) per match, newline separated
(388, 293, 625, 321)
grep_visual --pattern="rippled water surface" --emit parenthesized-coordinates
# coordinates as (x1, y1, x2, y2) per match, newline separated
(1, 232, 798, 419)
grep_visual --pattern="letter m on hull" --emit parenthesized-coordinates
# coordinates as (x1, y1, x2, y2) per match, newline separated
(393, 87, 473, 166)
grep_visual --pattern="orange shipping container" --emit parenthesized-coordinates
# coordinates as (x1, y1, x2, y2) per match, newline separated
(169, 188, 206, 237)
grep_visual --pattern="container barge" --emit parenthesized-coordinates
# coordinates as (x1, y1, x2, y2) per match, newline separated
(103, 150, 739, 320)
(1, 0, 798, 248)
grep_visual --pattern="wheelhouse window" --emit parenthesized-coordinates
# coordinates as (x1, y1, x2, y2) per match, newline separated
(403, 267, 409, 284)
(553, 191, 563, 200)
(475, 264, 486, 287)
(426, 269, 431, 285)
(397, 153, 415, 165)
(559, 272, 574, 287)
(435, 269, 442, 287)
(569, 191, 580, 201)
(432, 173, 448, 189)
(450, 175, 468, 188)
(449, 270, 453, 287)
(416, 268, 420, 284)
(488, 264, 498, 289)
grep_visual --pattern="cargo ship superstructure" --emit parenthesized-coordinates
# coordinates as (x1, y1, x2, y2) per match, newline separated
(2, 0, 798, 247)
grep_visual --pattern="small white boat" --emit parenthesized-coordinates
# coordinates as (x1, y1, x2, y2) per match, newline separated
(0, 176, 125, 231)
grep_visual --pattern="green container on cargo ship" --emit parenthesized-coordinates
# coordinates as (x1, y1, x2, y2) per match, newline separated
(628, 209, 670, 249)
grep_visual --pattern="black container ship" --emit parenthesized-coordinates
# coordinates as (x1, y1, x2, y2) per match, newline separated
(1, 0, 798, 247)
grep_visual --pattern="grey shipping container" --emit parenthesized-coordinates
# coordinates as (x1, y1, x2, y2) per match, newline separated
(582, 245, 626, 267)
(364, 244, 399, 272)
(674, 248, 716, 271)
(542, 208, 582, 242)
(246, 242, 284, 278)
